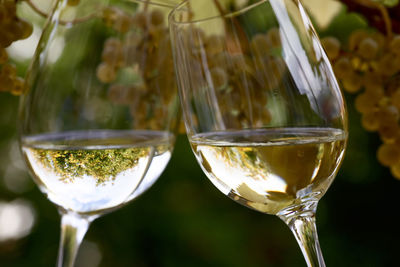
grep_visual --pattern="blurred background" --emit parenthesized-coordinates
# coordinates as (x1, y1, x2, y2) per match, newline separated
(1, 0, 399, 266)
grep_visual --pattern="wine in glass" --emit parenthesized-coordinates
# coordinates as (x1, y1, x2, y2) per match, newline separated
(18, 0, 179, 266)
(169, 0, 347, 266)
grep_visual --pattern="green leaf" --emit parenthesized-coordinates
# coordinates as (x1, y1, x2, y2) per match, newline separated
(320, 6, 368, 43)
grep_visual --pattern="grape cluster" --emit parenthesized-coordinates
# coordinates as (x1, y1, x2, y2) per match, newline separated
(0, 0, 33, 95)
(184, 26, 285, 129)
(97, 6, 176, 129)
(66, 0, 80, 6)
(322, 30, 400, 179)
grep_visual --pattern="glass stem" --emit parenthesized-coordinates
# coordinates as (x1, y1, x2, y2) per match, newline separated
(57, 212, 92, 267)
(278, 201, 326, 267)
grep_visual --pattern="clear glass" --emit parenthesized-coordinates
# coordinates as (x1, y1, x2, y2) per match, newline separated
(18, 0, 179, 266)
(169, 0, 348, 266)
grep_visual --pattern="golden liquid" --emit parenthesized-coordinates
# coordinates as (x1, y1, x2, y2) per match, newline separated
(22, 130, 174, 214)
(191, 128, 346, 215)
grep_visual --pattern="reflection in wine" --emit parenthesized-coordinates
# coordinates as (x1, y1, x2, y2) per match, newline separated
(22, 130, 174, 214)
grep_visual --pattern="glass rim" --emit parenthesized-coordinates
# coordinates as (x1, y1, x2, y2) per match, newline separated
(129, 0, 177, 8)
(168, 0, 268, 25)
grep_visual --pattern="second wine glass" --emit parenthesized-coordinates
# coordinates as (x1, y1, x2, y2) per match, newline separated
(169, 0, 347, 266)
(19, 0, 179, 266)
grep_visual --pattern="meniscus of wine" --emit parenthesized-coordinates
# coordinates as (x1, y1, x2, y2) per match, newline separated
(190, 128, 347, 215)
(21, 130, 174, 215)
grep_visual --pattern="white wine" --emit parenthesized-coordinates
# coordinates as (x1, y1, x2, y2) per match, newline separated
(191, 128, 346, 215)
(22, 130, 174, 215)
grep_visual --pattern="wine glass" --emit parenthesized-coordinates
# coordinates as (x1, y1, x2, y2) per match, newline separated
(18, 0, 179, 266)
(169, 0, 347, 266)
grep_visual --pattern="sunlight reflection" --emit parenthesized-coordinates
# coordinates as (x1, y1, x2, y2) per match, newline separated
(0, 199, 36, 242)
(7, 24, 41, 61)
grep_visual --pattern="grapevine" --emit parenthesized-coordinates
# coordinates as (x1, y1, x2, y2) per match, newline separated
(177, 2, 286, 129)
(0, 0, 178, 130)
(97, 1, 177, 130)
(0, 0, 84, 96)
(322, 0, 400, 179)
(0, 0, 33, 95)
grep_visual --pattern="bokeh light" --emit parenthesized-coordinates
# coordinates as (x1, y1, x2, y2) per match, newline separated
(0, 199, 36, 242)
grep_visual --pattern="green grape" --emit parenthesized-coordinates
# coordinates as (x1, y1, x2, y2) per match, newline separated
(98, 4, 176, 133)
(363, 71, 382, 89)
(357, 37, 378, 60)
(362, 111, 380, 132)
(377, 143, 400, 167)
(230, 53, 246, 70)
(102, 38, 124, 67)
(156, 35, 172, 62)
(363, 71, 384, 99)
(102, 7, 118, 27)
(342, 72, 362, 93)
(390, 35, 400, 55)
(377, 54, 399, 76)
(123, 44, 138, 66)
(113, 14, 132, 33)
(370, 32, 385, 50)
(379, 121, 399, 143)
(150, 9, 164, 27)
(19, 19, 34, 40)
(0, 63, 17, 77)
(0, 74, 14, 92)
(210, 67, 228, 89)
(209, 51, 230, 68)
(132, 11, 148, 29)
(393, 54, 400, 71)
(0, 28, 14, 47)
(250, 34, 270, 56)
(10, 76, 25, 95)
(67, 0, 80, 6)
(0, 0, 33, 96)
(253, 56, 282, 90)
(378, 105, 399, 125)
(206, 34, 225, 55)
(355, 92, 378, 114)
(105, 37, 122, 50)
(124, 32, 141, 47)
(329, 24, 400, 179)
(8, 19, 33, 40)
(350, 56, 365, 71)
(391, 90, 400, 109)
(266, 27, 281, 47)
(268, 58, 285, 80)
(386, 75, 400, 95)
(148, 25, 165, 44)
(348, 29, 369, 51)
(96, 63, 117, 83)
(321, 37, 340, 60)
(365, 85, 384, 100)
(390, 162, 400, 180)
(333, 57, 353, 79)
